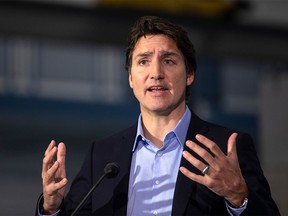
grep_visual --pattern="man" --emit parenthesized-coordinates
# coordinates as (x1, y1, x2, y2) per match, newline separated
(37, 16, 280, 215)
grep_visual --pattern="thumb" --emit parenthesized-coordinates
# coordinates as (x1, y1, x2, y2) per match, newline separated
(227, 133, 238, 159)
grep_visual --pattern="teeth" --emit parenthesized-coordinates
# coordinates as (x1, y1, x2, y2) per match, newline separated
(150, 86, 164, 90)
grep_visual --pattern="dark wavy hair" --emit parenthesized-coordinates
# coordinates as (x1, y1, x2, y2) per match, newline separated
(125, 16, 197, 100)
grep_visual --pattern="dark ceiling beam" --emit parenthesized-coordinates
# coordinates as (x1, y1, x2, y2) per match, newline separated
(1, 1, 288, 63)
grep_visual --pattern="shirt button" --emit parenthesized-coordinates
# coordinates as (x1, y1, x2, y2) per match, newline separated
(155, 180, 160, 185)
(157, 152, 162, 157)
(153, 211, 158, 215)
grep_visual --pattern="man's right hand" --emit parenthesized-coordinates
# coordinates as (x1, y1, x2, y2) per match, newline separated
(42, 140, 68, 214)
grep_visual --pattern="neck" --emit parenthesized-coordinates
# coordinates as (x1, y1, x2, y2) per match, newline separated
(141, 105, 186, 148)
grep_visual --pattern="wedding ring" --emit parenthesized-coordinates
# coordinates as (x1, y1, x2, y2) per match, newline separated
(202, 165, 209, 175)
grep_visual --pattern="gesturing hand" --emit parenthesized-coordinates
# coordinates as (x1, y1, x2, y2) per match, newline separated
(179, 133, 248, 207)
(42, 140, 68, 214)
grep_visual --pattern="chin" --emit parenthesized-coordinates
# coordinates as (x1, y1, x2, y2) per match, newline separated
(149, 104, 175, 115)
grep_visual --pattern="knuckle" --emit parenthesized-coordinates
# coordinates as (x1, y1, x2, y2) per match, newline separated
(201, 151, 210, 158)
(214, 164, 224, 173)
(43, 156, 50, 165)
(207, 182, 214, 188)
(41, 172, 46, 180)
(44, 184, 58, 196)
(43, 186, 51, 196)
(210, 144, 218, 152)
(194, 160, 202, 168)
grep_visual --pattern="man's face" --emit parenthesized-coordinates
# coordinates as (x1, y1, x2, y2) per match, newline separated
(129, 34, 194, 116)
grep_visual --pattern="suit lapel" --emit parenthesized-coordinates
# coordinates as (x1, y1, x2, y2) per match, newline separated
(172, 112, 209, 215)
(113, 124, 137, 215)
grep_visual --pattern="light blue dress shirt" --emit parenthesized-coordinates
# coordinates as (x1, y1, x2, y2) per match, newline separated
(127, 108, 191, 216)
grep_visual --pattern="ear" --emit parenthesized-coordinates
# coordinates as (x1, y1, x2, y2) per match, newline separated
(129, 72, 133, 89)
(186, 71, 194, 86)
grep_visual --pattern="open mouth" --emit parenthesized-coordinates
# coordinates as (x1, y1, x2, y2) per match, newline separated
(147, 86, 168, 92)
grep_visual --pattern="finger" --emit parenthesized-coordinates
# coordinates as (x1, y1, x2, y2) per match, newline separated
(57, 142, 67, 178)
(179, 166, 204, 183)
(195, 134, 225, 158)
(42, 145, 57, 174)
(44, 140, 56, 157)
(182, 150, 211, 175)
(43, 160, 60, 184)
(44, 177, 68, 196)
(185, 140, 215, 165)
(57, 142, 66, 165)
(227, 133, 238, 159)
(43, 140, 57, 172)
(53, 177, 68, 190)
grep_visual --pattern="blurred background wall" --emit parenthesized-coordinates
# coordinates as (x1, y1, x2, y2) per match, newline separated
(0, 0, 287, 215)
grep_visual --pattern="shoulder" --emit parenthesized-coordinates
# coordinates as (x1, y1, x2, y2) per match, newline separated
(191, 112, 254, 150)
(97, 123, 137, 143)
(191, 112, 238, 136)
(90, 123, 137, 152)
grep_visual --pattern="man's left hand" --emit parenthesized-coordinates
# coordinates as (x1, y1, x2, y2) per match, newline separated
(179, 133, 248, 207)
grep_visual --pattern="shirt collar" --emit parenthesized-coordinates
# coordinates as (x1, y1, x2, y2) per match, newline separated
(132, 106, 191, 152)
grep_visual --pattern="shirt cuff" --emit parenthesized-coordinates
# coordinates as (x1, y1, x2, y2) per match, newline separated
(37, 195, 61, 216)
(225, 198, 248, 216)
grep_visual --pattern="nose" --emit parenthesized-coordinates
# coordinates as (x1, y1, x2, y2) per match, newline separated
(150, 61, 164, 80)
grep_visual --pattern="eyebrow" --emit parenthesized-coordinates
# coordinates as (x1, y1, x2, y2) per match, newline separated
(134, 51, 153, 60)
(134, 51, 180, 60)
(160, 51, 180, 58)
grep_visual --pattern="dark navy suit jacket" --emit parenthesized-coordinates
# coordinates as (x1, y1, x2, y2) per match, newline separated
(37, 112, 280, 215)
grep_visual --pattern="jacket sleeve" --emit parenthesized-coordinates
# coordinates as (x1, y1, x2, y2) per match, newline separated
(61, 142, 96, 216)
(35, 194, 63, 216)
(236, 133, 280, 215)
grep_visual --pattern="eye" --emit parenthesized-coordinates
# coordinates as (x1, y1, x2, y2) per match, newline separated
(139, 59, 148, 66)
(164, 59, 175, 65)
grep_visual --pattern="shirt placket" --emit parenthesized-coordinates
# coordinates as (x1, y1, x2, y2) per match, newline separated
(151, 148, 163, 216)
